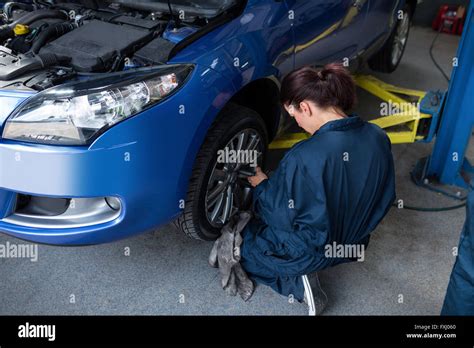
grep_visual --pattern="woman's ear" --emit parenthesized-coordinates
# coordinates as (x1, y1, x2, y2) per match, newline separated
(299, 101, 312, 116)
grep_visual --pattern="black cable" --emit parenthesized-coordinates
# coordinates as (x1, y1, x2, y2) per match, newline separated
(30, 22, 76, 54)
(167, 0, 180, 26)
(430, 24, 451, 82)
(167, 0, 174, 20)
(392, 198, 466, 212)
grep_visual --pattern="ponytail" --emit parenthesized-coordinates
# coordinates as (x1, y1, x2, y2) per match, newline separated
(280, 63, 357, 112)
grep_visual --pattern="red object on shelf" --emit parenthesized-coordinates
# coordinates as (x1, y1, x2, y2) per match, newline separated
(432, 5, 466, 35)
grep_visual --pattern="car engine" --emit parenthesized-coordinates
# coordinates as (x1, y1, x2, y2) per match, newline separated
(0, 0, 218, 91)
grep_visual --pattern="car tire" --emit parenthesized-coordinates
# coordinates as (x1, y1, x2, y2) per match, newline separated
(368, 4, 413, 73)
(175, 103, 268, 241)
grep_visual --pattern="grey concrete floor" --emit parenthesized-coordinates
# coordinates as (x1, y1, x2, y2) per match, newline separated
(0, 27, 467, 315)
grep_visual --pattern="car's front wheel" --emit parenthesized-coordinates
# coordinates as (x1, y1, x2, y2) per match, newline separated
(175, 104, 268, 241)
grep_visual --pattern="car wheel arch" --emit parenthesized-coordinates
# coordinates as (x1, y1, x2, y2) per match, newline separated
(175, 76, 282, 216)
(227, 77, 282, 142)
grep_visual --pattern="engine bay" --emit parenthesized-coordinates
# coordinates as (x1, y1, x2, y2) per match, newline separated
(0, 0, 234, 91)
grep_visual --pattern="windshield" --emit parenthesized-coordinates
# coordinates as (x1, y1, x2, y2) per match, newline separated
(112, 0, 238, 17)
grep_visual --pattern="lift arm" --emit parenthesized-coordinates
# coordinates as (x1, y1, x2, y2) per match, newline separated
(269, 75, 440, 150)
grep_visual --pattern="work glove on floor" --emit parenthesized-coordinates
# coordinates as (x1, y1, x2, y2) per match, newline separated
(209, 211, 255, 301)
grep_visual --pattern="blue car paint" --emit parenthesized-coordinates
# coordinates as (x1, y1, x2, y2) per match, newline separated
(288, 0, 367, 66)
(0, 0, 406, 245)
(163, 25, 200, 43)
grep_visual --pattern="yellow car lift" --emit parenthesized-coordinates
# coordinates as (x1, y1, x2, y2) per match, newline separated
(269, 75, 435, 150)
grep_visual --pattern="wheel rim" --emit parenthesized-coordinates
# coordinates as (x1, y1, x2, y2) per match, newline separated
(391, 11, 410, 66)
(205, 129, 263, 228)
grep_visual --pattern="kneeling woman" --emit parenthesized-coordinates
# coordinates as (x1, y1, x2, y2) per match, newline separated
(241, 64, 396, 315)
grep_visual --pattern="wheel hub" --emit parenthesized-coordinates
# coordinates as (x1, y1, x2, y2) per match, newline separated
(205, 129, 262, 228)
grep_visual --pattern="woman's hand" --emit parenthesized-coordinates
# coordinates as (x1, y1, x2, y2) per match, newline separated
(248, 167, 268, 188)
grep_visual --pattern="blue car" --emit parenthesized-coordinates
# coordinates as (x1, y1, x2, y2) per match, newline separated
(0, 0, 415, 245)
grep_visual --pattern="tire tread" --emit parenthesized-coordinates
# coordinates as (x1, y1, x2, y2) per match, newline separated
(174, 103, 267, 241)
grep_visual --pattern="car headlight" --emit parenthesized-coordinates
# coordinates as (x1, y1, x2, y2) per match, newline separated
(2, 64, 193, 145)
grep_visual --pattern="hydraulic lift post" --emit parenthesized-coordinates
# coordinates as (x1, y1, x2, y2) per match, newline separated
(419, 1, 474, 195)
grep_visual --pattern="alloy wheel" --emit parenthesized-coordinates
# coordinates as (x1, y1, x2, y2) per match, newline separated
(205, 129, 263, 228)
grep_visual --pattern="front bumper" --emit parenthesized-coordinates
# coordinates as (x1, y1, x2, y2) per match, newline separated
(0, 139, 181, 245)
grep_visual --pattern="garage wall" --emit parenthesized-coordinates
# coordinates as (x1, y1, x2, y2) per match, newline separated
(413, 0, 470, 27)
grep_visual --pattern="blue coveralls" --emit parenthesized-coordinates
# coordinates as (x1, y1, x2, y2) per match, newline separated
(441, 190, 474, 315)
(241, 115, 396, 300)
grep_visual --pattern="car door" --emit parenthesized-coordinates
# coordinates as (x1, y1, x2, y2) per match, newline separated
(358, 0, 401, 53)
(285, 0, 369, 68)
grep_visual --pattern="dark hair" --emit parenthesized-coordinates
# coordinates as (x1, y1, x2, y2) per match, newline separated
(280, 63, 357, 112)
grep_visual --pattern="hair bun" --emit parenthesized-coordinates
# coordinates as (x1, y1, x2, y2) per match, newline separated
(317, 65, 337, 80)
(323, 63, 346, 76)
(280, 63, 357, 112)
